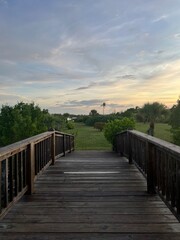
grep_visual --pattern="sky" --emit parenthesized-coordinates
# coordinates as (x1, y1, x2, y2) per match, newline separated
(0, 0, 180, 114)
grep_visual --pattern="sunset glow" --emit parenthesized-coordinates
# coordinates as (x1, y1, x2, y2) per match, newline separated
(0, 0, 180, 114)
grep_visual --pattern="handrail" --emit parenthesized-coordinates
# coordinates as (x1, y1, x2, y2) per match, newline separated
(115, 130, 180, 220)
(0, 131, 74, 218)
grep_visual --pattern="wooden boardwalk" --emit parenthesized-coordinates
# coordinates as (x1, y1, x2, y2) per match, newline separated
(0, 151, 180, 239)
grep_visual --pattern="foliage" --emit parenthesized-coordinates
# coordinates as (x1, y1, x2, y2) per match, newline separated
(85, 114, 119, 126)
(94, 122, 106, 131)
(138, 102, 168, 136)
(139, 102, 167, 123)
(121, 107, 139, 118)
(75, 115, 89, 123)
(170, 98, 180, 145)
(171, 128, 180, 145)
(104, 117, 135, 144)
(51, 114, 67, 131)
(89, 109, 99, 116)
(66, 121, 75, 130)
(170, 99, 180, 128)
(85, 115, 106, 126)
(0, 102, 55, 146)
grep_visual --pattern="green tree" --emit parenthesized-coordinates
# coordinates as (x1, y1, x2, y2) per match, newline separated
(0, 102, 54, 146)
(170, 98, 180, 145)
(121, 107, 138, 118)
(89, 109, 99, 116)
(139, 102, 167, 136)
(170, 98, 180, 128)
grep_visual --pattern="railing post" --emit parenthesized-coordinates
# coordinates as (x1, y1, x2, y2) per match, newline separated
(72, 136, 75, 151)
(176, 162, 180, 216)
(69, 135, 71, 153)
(26, 143, 35, 195)
(51, 132, 55, 165)
(5, 159, 8, 207)
(0, 161, 1, 213)
(63, 134, 66, 156)
(127, 131, 132, 164)
(146, 141, 156, 194)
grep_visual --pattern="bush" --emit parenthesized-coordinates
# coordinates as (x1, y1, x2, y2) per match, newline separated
(94, 122, 106, 131)
(66, 121, 75, 130)
(104, 117, 135, 145)
(171, 128, 180, 146)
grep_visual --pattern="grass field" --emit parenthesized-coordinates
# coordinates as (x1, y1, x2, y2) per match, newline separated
(135, 122, 173, 143)
(66, 122, 173, 150)
(67, 123, 111, 150)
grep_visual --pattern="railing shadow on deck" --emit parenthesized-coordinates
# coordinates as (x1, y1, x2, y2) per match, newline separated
(115, 130, 180, 220)
(0, 131, 74, 218)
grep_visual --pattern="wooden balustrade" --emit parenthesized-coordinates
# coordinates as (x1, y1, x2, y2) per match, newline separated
(115, 130, 180, 219)
(0, 131, 74, 218)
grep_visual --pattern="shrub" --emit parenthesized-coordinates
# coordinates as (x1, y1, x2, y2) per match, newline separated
(66, 121, 75, 130)
(104, 117, 135, 145)
(94, 122, 106, 131)
(171, 128, 180, 146)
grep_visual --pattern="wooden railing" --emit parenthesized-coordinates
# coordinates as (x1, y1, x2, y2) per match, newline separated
(0, 131, 74, 218)
(115, 130, 180, 219)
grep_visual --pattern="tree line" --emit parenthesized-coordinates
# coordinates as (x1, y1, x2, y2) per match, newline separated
(0, 102, 68, 147)
(0, 99, 179, 147)
(76, 99, 180, 146)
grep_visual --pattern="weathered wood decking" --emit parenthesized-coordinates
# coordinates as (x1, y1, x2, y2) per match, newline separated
(0, 151, 180, 239)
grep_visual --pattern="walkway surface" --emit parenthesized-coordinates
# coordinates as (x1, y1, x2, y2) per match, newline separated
(0, 151, 180, 239)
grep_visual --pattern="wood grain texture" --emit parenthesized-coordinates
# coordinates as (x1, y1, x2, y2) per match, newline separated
(0, 150, 180, 239)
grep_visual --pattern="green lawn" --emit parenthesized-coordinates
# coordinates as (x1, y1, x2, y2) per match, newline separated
(66, 123, 111, 150)
(135, 122, 173, 143)
(65, 122, 173, 150)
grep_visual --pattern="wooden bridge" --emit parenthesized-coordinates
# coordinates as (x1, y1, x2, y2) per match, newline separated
(0, 130, 180, 239)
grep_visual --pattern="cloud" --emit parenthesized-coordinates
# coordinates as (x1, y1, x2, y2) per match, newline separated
(174, 33, 180, 38)
(0, 93, 29, 105)
(118, 75, 136, 79)
(107, 103, 134, 109)
(152, 15, 168, 23)
(75, 86, 92, 91)
(0, 0, 8, 5)
(0, 1, 180, 113)
(61, 99, 107, 107)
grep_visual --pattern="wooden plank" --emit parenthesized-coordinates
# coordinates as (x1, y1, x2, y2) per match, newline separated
(0, 222, 180, 233)
(3, 214, 177, 223)
(1, 233, 180, 240)
(0, 233, 137, 240)
(9, 206, 172, 215)
(33, 187, 147, 192)
(0, 150, 180, 239)
(14, 201, 166, 208)
(21, 195, 161, 202)
(34, 182, 147, 187)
